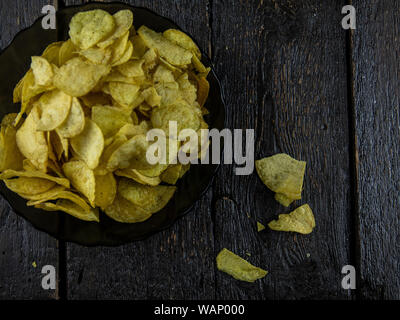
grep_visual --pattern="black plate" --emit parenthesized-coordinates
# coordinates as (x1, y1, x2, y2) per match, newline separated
(0, 2, 225, 246)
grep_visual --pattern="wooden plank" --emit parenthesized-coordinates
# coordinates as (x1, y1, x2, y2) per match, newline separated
(0, 0, 59, 300)
(64, 0, 215, 299)
(351, 1, 400, 299)
(212, 0, 353, 299)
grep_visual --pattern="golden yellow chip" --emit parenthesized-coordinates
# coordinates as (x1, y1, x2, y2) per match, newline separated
(196, 76, 209, 107)
(109, 82, 140, 108)
(216, 248, 267, 282)
(62, 160, 95, 207)
(0, 115, 24, 172)
(41, 41, 63, 66)
(274, 193, 294, 207)
(130, 35, 147, 59)
(79, 46, 112, 65)
(70, 118, 104, 169)
(257, 222, 265, 232)
(91, 105, 131, 138)
(5, 177, 56, 195)
(160, 164, 182, 185)
(111, 40, 133, 67)
(163, 29, 201, 58)
(69, 9, 115, 50)
(31, 56, 54, 86)
(255, 153, 306, 202)
(141, 87, 161, 107)
(59, 39, 77, 65)
(109, 31, 129, 64)
(56, 97, 85, 138)
(0, 169, 70, 188)
(94, 172, 116, 210)
(118, 178, 176, 214)
(115, 169, 161, 186)
(54, 57, 110, 97)
(15, 105, 48, 172)
(35, 200, 99, 222)
(98, 10, 133, 48)
(138, 26, 192, 66)
(268, 204, 315, 234)
(105, 193, 151, 223)
(36, 90, 72, 131)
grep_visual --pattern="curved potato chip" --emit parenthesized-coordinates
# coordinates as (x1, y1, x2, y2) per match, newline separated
(31, 56, 53, 86)
(216, 248, 268, 282)
(115, 169, 161, 186)
(141, 87, 161, 107)
(117, 59, 144, 77)
(80, 92, 111, 108)
(255, 154, 306, 200)
(91, 105, 131, 138)
(62, 160, 96, 207)
(34, 200, 99, 222)
(59, 39, 77, 65)
(94, 172, 116, 210)
(54, 57, 110, 97)
(0, 169, 70, 188)
(97, 10, 133, 48)
(110, 31, 129, 64)
(274, 193, 294, 207)
(268, 204, 315, 234)
(107, 134, 151, 171)
(160, 164, 182, 185)
(69, 9, 115, 50)
(151, 102, 201, 134)
(196, 76, 210, 107)
(118, 178, 176, 214)
(136, 164, 168, 177)
(42, 41, 63, 65)
(4, 177, 55, 195)
(105, 193, 151, 223)
(0, 116, 24, 171)
(109, 82, 140, 108)
(130, 35, 147, 59)
(79, 46, 112, 65)
(163, 29, 201, 58)
(111, 40, 133, 67)
(138, 26, 192, 66)
(56, 97, 85, 138)
(36, 90, 72, 131)
(16, 106, 48, 171)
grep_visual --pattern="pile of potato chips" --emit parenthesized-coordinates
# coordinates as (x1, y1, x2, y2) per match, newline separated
(0, 9, 211, 223)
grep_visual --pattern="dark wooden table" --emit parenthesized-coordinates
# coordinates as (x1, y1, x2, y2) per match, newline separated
(0, 0, 398, 300)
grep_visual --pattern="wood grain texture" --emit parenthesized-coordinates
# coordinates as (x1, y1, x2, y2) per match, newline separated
(64, 0, 216, 300)
(351, 1, 400, 299)
(0, 0, 59, 300)
(211, 0, 353, 299)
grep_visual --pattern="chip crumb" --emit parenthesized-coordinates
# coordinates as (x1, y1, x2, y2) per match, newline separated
(257, 221, 265, 232)
(306, 253, 311, 258)
(32, 261, 37, 268)
(216, 248, 267, 282)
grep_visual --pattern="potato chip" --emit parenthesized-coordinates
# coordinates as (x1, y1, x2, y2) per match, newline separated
(153, 65, 175, 83)
(216, 248, 267, 282)
(16, 105, 48, 171)
(163, 29, 201, 58)
(94, 172, 116, 210)
(0, 169, 70, 188)
(136, 163, 168, 178)
(41, 41, 63, 65)
(106, 134, 151, 171)
(59, 39, 77, 65)
(56, 97, 85, 138)
(115, 169, 161, 186)
(0, 116, 24, 171)
(257, 222, 265, 232)
(54, 57, 110, 97)
(69, 9, 115, 50)
(31, 56, 53, 86)
(4, 177, 55, 195)
(34, 200, 99, 222)
(105, 193, 151, 223)
(111, 40, 133, 67)
(110, 31, 129, 64)
(196, 76, 209, 107)
(177, 73, 197, 105)
(109, 82, 140, 108)
(97, 10, 133, 48)
(274, 193, 294, 207)
(255, 154, 306, 202)
(118, 178, 176, 214)
(62, 160, 95, 206)
(91, 105, 131, 138)
(130, 35, 147, 59)
(141, 87, 161, 107)
(151, 102, 201, 134)
(36, 90, 72, 131)
(70, 118, 104, 169)
(117, 59, 144, 77)
(268, 204, 315, 234)
(79, 46, 112, 65)
(142, 48, 158, 70)
(49, 130, 68, 160)
(80, 92, 111, 108)
(160, 164, 182, 185)
(138, 26, 192, 66)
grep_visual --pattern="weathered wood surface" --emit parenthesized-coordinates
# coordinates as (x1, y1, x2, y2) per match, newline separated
(0, 0, 59, 300)
(0, 0, 397, 300)
(351, 1, 400, 299)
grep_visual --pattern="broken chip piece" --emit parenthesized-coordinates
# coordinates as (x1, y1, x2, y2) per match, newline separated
(255, 153, 306, 206)
(257, 222, 265, 232)
(268, 204, 315, 234)
(216, 248, 267, 282)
